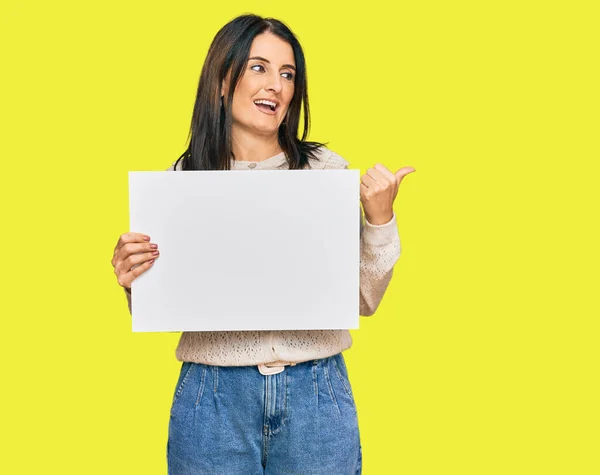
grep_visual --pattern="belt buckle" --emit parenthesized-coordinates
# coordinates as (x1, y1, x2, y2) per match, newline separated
(258, 363, 285, 376)
(258, 364, 284, 376)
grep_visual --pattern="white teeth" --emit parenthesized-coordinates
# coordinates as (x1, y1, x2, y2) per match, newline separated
(254, 99, 277, 109)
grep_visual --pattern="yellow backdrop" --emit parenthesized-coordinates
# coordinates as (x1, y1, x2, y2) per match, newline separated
(1, 0, 598, 473)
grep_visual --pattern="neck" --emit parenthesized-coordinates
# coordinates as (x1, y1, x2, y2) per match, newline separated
(231, 126, 283, 162)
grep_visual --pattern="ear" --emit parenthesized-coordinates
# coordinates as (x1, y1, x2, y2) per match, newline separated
(221, 75, 229, 97)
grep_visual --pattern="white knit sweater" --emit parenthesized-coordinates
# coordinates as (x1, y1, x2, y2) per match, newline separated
(124, 147, 401, 366)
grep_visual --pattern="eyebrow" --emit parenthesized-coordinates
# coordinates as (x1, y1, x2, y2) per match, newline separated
(248, 56, 296, 71)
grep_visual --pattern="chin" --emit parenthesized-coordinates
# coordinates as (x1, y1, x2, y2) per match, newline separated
(252, 123, 281, 136)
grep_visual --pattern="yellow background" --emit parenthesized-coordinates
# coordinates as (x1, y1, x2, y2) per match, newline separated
(1, 0, 598, 473)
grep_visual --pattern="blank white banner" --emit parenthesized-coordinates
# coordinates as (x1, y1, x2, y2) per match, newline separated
(129, 169, 360, 332)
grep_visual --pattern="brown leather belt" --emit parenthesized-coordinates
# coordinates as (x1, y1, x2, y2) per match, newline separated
(257, 362, 297, 375)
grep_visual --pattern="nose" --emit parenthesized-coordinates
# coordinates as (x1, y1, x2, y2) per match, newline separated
(265, 71, 283, 94)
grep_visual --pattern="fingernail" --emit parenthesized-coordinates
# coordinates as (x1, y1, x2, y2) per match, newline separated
(149, 259, 155, 265)
(152, 251, 159, 256)
(150, 244, 158, 249)
(143, 236, 151, 241)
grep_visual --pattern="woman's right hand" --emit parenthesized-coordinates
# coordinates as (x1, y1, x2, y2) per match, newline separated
(111, 232, 159, 291)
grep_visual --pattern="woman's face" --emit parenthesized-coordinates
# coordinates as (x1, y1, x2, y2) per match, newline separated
(222, 32, 296, 137)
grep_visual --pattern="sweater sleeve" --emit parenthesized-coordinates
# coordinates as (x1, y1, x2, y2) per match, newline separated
(358, 211, 401, 316)
(323, 149, 402, 316)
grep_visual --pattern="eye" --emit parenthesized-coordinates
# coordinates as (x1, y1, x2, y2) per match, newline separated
(282, 72, 294, 81)
(250, 64, 265, 72)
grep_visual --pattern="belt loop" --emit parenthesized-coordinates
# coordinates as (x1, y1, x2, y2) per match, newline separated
(213, 366, 219, 393)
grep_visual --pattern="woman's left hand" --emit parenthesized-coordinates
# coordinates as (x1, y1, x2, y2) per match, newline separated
(360, 164, 416, 225)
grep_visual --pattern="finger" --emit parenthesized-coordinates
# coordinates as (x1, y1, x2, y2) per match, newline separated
(361, 180, 383, 204)
(366, 166, 390, 184)
(117, 258, 157, 290)
(394, 166, 416, 182)
(360, 182, 368, 195)
(368, 165, 398, 193)
(112, 241, 158, 268)
(114, 232, 151, 253)
(360, 182, 373, 200)
(121, 242, 159, 259)
(373, 163, 396, 182)
(115, 249, 159, 277)
(376, 165, 399, 195)
(360, 173, 378, 189)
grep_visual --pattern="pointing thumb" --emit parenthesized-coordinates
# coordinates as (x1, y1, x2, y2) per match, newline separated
(395, 166, 416, 182)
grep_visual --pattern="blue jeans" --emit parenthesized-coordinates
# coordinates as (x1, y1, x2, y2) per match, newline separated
(167, 353, 362, 474)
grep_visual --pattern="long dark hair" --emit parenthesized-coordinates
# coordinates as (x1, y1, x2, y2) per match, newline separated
(174, 14, 326, 171)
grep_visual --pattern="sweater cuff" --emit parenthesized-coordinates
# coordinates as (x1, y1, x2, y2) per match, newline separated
(362, 213, 399, 246)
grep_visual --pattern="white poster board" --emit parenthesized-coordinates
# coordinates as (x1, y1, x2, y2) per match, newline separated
(129, 169, 360, 332)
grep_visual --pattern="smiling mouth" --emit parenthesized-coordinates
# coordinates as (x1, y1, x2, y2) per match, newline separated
(254, 99, 278, 114)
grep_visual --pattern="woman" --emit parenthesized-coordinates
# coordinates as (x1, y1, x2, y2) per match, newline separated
(111, 14, 415, 474)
